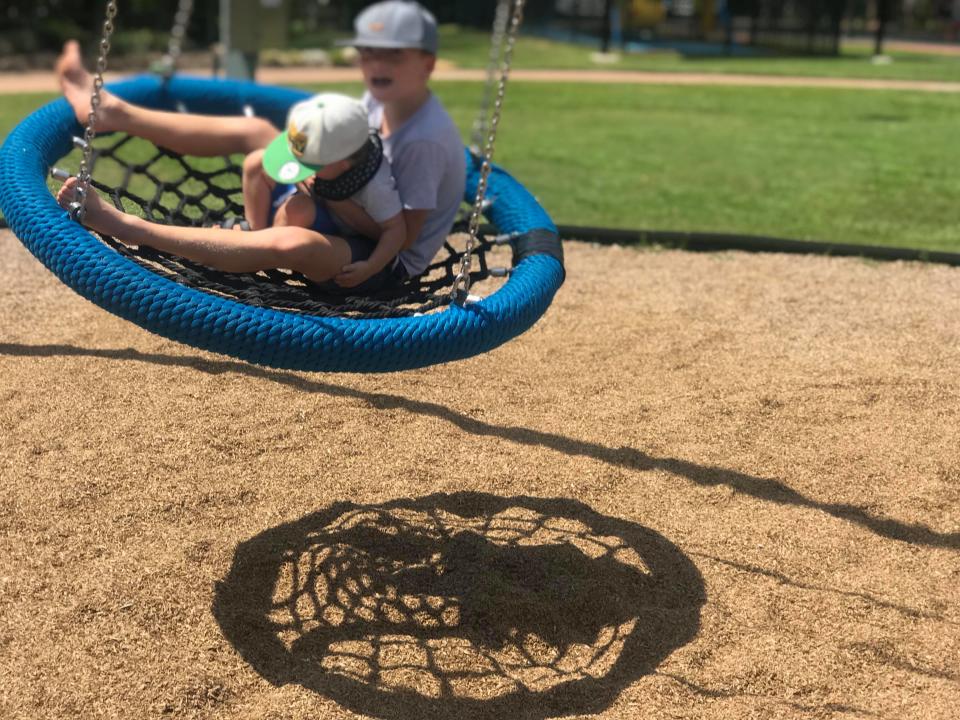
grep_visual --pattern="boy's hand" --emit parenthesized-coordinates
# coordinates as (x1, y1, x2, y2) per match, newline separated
(297, 176, 315, 194)
(336, 261, 374, 288)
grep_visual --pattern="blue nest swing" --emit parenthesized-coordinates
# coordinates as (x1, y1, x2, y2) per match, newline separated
(0, 75, 564, 373)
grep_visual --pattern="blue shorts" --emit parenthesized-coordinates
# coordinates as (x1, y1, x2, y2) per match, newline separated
(267, 185, 410, 295)
(269, 184, 340, 235)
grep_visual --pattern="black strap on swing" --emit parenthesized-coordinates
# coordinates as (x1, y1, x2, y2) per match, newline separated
(81, 133, 497, 319)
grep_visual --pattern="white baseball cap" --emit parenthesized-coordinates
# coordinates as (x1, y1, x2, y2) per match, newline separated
(262, 93, 371, 184)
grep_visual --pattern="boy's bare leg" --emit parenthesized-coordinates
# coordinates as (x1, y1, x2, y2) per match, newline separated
(57, 178, 350, 283)
(56, 41, 277, 157)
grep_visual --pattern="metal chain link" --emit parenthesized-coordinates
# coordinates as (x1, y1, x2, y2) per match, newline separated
(70, 0, 119, 222)
(470, 0, 512, 154)
(452, 0, 526, 303)
(157, 0, 194, 78)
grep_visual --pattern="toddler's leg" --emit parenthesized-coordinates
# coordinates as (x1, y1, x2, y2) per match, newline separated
(273, 193, 318, 230)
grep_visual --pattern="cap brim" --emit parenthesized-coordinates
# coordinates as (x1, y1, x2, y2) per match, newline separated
(335, 36, 426, 50)
(262, 132, 321, 184)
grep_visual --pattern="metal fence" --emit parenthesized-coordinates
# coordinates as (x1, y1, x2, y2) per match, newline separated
(2, 1, 957, 58)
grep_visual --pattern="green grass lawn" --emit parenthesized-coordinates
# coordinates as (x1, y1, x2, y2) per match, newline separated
(441, 82, 960, 252)
(3, 81, 960, 252)
(435, 26, 960, 83)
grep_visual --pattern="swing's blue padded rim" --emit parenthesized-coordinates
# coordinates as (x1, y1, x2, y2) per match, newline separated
(0, 75, 563, 373)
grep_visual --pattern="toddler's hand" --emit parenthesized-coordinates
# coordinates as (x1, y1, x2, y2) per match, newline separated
(336, 260, 374, 288)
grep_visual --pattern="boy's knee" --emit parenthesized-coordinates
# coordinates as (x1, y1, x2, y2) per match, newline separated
(269, 229, 327, 273)
(266, 227, 346, 282)
(276, 193, 316, 229)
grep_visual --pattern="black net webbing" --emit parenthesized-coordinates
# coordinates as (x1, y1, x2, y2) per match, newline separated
(80, 133, 500, 319)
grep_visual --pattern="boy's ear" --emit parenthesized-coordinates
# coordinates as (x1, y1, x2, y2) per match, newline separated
(422, 51, 436, 75)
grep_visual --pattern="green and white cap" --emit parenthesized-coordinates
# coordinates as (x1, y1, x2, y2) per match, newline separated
(262, 93, 370, 184)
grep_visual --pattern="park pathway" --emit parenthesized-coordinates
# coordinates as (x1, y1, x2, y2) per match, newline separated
(3, 66, 960, 95)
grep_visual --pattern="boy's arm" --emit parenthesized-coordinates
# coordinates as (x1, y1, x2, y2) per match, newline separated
(336, 212, 406, 288)
(241, 149, 274, 230)
(334, 191, 428, 250)
(390, 141, 447, 249)
(401, 209, 430, 251)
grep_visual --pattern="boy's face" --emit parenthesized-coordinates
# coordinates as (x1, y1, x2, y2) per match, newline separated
(312, 159, 350, 181)
(358, 47, 435, 103)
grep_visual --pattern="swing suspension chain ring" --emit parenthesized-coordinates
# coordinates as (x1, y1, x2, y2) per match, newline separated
(470, 0, 512, 153)
(70, 0, 118, 223)
(452, 0, 526, 303)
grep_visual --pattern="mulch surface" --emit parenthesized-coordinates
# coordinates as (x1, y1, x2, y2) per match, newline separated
(1, 229, 958, 719)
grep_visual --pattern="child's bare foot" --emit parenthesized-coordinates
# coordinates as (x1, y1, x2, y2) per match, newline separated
(55, 40, 121, 132)
(57, 177, 125, 236)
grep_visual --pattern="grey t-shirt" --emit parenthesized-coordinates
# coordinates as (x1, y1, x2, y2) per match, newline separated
(364, 92, 466, 276)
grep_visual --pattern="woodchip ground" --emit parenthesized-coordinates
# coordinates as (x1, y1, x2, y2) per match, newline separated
(2, 50, 959, 719)
(3, 66, 960, 95)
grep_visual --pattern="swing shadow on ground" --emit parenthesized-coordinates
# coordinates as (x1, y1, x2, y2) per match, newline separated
(211, 491, 705, 720)
(2, 342, 959, 552)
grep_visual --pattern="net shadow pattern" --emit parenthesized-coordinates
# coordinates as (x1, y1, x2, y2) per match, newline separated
(80, 133, 499, 319)
(213, 493, 705, 720)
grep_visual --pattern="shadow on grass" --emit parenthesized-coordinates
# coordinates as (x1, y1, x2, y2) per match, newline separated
(3, 342, 958, 552)
(211, 491, 705, 719)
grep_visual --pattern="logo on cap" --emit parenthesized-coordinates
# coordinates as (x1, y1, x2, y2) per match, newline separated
(368, 21, 385, 32)
(288, 121, 308, 157)
(278, 162, 300, 182)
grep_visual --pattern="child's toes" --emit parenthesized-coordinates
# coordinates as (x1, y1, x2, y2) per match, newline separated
(56, 184, 74, 209)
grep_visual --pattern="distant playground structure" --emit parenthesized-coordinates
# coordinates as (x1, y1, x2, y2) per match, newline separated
(537, 1, 912, 57)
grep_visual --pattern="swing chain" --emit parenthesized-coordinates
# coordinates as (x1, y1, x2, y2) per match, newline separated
(70, 0, 118, 223)
(157, 0, 194, 78)
(452, 0, 525, 304)
(470, 0, 511, 154)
